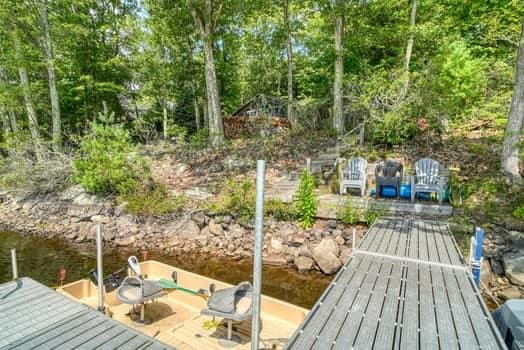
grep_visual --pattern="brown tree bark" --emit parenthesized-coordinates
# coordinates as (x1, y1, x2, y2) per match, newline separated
(400, 0, 417, 97)
(502, 18, 524, 182)
(15, 36, 42, 160)
(188, 0, 224, 148)
(284, 0, 295, 127)
(39, 0, 62, 151)
(333, 0, 345, 134)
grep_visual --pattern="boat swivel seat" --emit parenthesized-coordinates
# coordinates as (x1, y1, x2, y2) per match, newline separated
(116, 256, 166, 326)
(201, 281, 253, 348)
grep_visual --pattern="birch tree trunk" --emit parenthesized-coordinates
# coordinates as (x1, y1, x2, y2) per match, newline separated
(502, 18, 524, 183)
(284, 0, 295, 127)
(333, 0, 345, 134)
(188, 0, 224, 148)
(1, 107, 9, 136)
(0, 66, 17, 132)
(400, 0, 417, 97)
(39, 0, 61, 151)
(8, 110, 17, 132)
(15, 36, 42, 160)
(192, 80, 201, 130)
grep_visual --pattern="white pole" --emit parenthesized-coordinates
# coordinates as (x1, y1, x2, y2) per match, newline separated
(352, 227, 356, 251)
(10, 249, 18, 280)
(251, 160, 265, 350)
(96, 223, 105, 312)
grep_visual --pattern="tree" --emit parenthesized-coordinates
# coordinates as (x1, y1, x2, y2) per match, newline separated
(187, 0, 225, 147)
(284, 0, 295, 127)
(38, 0, 61, 151)
(400, 0, 417, 97)
(502, 18, 524, 183)
(332, 0, 345, 134)
(14, 34, 42, 160)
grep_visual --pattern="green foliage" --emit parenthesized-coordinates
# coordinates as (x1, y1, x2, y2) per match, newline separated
(118, 185, 185, 216)
(364, 206, 387, 226)
(371, 111, 417, 146)
(189, 128, 209, 149)
(429, 40, 487, 117)
(208, 179, 255, 223)
(265, 199, 297, 221)
(167, 124, 188, 141)
(73, 123, 149, 195)
(512, 206, 524, 220)
(296, 170, 317, 229)
(339, 202, 360, 225)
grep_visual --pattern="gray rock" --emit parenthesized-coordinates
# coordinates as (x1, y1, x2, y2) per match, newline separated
(295, 256, 315, 273)
(208, 220, 224, 236)
(191, 211, 208, 228)
(263, 254, 287, 266)
(339, 247, 352, 265)
(298, 245, 312, 258)
(178, 219, 201, 238)
(335, 235, 345, 246)
(327, 220, 338, 229)
(269, 238, 283, 254)
(498, 286, 522, 301)
(312, 238, 341, 274)
(503, 250, 524, 286)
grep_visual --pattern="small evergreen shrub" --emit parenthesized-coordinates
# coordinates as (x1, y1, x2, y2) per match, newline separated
(365, 205, 387, 225)
(296, 170, 317, 229)
(371, 111, 417, 146)
(73, 123, 149, 195)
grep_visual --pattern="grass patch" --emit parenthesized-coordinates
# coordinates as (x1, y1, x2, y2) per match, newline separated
(118, 186, 185, 216)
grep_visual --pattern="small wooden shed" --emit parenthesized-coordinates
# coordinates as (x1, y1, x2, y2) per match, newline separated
(224, 94, 291, 138)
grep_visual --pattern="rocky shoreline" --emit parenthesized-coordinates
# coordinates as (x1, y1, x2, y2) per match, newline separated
(0, 188, 365, 276)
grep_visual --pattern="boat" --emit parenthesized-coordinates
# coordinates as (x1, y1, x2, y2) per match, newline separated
(492, 299, 524, 349)
(57, 259, 308, 350)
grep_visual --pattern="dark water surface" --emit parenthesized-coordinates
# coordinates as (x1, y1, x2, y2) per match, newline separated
(0, 231, 332, 309)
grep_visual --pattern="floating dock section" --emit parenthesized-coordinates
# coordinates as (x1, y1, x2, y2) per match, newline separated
(0, 277, 174, 350)
(286, 217, 505, 349)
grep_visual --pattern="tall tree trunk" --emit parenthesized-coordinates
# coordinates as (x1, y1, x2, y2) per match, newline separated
(400, 0, 417, 97)
(203, 35, 224, 147)
(0, 67, 17, 132)
(284, 0, 295, 127)
(502, 19, 524, 183)
(15, 37, 42, 160)
(192, 79, 201, 130)
(163, 99, 168, 139)
(188, 0, 224, 148)
(39, 0, 61, 151)
(8, 110, 17, 132)
(1, 107, 9, 136)
(333, 0, 345, 134)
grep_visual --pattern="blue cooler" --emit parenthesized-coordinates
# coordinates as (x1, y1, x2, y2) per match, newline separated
(381, 185, 397, 198)
(400, 183, 411, 199)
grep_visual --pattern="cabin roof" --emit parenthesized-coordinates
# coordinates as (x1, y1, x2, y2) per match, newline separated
(0, 277, 174, 350)
(285, 217, 505, 349)
(231, 94, 288, 118)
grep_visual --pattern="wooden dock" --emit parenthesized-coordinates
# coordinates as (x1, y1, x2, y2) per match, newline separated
(285, 217, 505, 349)
(0, 278, 173, 350)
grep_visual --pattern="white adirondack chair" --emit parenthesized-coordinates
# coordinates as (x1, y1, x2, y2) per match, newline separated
(340, 157, 368, 196)
(410, 157, 446, 203)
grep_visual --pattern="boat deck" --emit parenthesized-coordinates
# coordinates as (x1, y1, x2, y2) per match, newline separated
(0, 278, 172, 349)
(58, 261, 307, 350)
(285, 217, 505, 349)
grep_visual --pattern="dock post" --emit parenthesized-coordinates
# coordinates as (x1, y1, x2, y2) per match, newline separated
(470, 227, 484, 286)
(10, 249, 18, 280)
(251, 160, 266, 350)
(96, 223, 105, 313)
(306, 157, 311, 173)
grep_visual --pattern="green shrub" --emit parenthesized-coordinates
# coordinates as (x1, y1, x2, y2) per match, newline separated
(208, 179, 255, 223)
(73, 123, 149, 195)
(429, 40, 487, 117)
(265, 199, 297, 221)
(118, 186, 185, 216)
(189, 128, 209, 149)
(296, 170, 317, 229)
(371, 111, 417, 146)
(365, 205, 387, 225)
(339, 201, 361, 225)
(513, 206, 524, 220)
(167, 124, 188, 141)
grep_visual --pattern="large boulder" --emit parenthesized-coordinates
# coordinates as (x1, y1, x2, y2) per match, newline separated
(503, 250, 524, 286)
(295, 256, 315, 274)
(312, 238, 341, 274)
(269, 238, 283, 254)
(208, 220, 224, 236)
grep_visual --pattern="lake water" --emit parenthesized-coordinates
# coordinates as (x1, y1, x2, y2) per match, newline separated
(0, 231, 332, 309)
